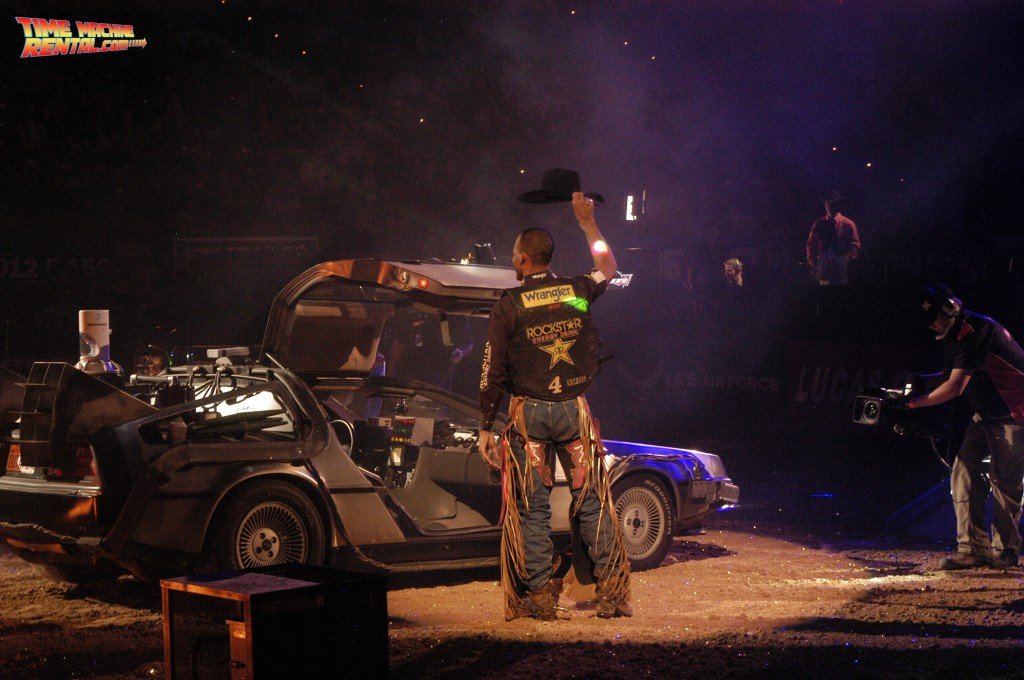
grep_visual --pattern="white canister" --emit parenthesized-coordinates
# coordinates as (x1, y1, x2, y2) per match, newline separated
(76, 309, 120, 374)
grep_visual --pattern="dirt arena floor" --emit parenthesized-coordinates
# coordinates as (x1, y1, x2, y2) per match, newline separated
(2, 507, 1023, 680)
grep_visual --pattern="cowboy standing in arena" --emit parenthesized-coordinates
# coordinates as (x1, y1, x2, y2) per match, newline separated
(805, 191, 862, 285)
(478, 169, 632, 620)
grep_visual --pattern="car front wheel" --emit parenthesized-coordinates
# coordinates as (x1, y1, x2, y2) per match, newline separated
(613, 474, 675, 571)
(205, 480, 326, 571)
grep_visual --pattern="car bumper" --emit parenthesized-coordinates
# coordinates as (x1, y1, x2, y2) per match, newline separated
(0, 478, 106, 547)
(683, 478, 740, 507)
(714, 480, 740, 506)
(0, 520, 102, 550)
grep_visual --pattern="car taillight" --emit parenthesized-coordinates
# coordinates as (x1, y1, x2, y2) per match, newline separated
(46, 445, 98, 482)
(4, 443, 20, 474)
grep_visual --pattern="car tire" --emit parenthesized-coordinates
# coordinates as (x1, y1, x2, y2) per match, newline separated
(204, 480, 327, 571)
(613, 474, 675, 571)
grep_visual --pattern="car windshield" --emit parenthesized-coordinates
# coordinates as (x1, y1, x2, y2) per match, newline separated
(375, 310, 489, 400)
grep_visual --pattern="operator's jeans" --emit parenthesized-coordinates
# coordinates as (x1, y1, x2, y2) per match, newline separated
(510, 398, 616, 593)
(951, 417, 1024, 557)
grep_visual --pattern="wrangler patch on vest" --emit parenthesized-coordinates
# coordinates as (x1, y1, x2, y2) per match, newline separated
(520, 284, 577, 308)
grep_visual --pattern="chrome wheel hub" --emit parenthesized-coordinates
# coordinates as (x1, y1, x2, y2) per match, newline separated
(615, 486, 666, 560)
(235, 501, 308, 568)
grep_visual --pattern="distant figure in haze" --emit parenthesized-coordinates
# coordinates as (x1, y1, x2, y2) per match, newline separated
(723, 258, 743, 288)
(805, 191, 861, 285)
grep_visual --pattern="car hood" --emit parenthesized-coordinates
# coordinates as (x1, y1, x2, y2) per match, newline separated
(260, 258, 519, 376)
(602, 439, 731, 479)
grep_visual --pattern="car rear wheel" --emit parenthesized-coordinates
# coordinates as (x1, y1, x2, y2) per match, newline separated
(204, 480, 326, 571)
(613, 474, 675, 571)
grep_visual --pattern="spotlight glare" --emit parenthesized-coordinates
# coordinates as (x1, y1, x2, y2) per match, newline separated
(866, 162, 872, 168)
(592, 240, 609, 255)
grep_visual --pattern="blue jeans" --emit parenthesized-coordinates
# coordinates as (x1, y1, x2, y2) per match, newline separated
(510, 398, 616, 592)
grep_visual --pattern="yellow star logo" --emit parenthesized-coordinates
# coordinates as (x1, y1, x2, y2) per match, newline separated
(539, 338, 576, 368)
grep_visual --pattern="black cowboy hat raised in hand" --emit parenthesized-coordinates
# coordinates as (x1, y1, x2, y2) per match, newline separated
(517, 168, 605, 204)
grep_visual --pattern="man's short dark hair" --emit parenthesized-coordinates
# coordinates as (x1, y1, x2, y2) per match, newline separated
(517, 227, 554, 265)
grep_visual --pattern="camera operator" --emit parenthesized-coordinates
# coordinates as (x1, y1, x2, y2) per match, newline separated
(906, 284, 1024, 570)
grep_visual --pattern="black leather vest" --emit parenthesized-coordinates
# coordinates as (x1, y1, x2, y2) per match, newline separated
(506, 276, 600, 400)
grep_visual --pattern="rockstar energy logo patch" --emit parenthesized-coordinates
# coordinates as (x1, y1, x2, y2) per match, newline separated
(520, 284, 577, 308)
(539, 338, 576, 367)
(525, 318, 582, 345)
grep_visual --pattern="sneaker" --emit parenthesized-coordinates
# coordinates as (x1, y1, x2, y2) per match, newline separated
(939, 553, 991, 570)
(991, 551, 1019, 569)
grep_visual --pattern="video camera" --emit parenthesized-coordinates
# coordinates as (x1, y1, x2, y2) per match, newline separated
(852, 375, 949, 439)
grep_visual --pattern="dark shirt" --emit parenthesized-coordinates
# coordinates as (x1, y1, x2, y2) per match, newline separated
(943, 311, 1024, 422)
(479, 270, 607, 429)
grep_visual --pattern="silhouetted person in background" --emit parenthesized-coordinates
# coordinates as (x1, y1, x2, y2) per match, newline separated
(723, 258, 744, 288)
(806, 191, 862, 285)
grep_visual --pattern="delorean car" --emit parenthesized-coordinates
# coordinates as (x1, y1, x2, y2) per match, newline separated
(0, 259, 738, 581)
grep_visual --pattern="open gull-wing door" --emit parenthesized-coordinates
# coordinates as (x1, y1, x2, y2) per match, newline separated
(260, 259, 518, 375)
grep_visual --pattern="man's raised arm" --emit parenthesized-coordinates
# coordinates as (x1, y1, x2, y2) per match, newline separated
(573, 191, 617, 281)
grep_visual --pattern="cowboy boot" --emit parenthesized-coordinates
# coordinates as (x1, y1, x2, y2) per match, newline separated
(525, 583, 558, 621)
(595, 581, 634, 619)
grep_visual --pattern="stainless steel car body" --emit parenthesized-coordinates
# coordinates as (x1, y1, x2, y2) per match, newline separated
(0, 258, 738, 579)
